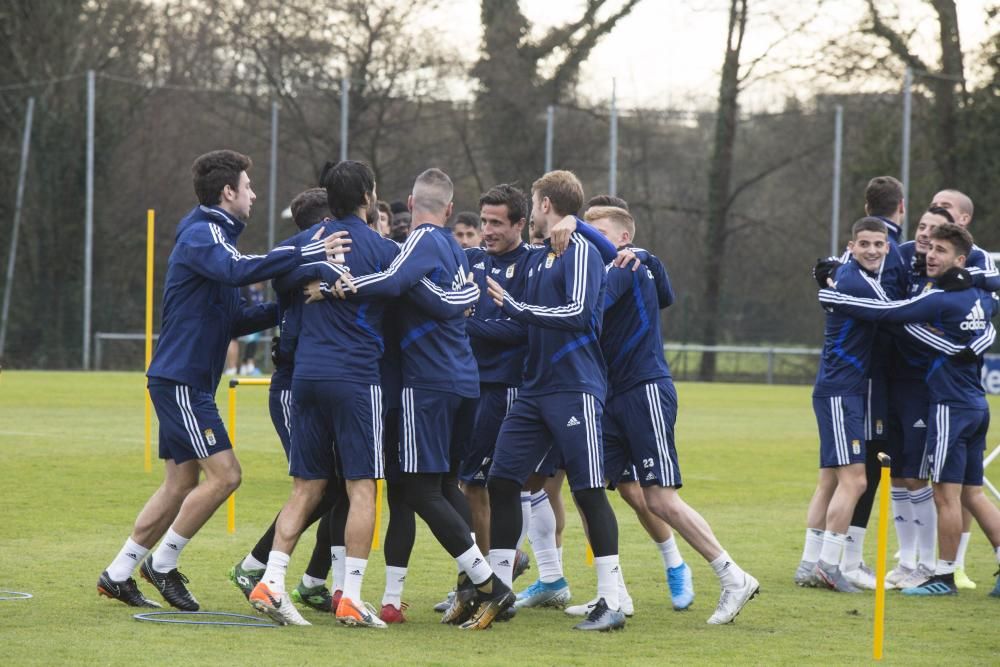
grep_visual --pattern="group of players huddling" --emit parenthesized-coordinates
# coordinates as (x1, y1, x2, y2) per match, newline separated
(801, 176, 1000, 598)
(97, 150, 761, 631)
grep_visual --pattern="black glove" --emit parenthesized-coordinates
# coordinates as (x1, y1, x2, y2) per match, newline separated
(812, 258, 841, 289)
(953, 347, 978, 364)
(937, 266, 972, 292)
(270, 335, 281, 366)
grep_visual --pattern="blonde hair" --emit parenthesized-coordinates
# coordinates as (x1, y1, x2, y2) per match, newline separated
(584, 205, 635, 241)
(532, 170, 584, 216)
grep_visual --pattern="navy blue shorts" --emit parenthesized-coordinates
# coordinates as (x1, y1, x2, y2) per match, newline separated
(290, 379, 383, 481)
(887, 380, 930, 479)
(813, 394, 866, 468)
(268, 388, 294, 459)
(604, 380, 682, 489)
(148, 380, 232, 464)
(490, 392, 604, 492)
(460, 384, 519, 486)
(926, 404, 989, 485)
(866, 373, 888, 440)
(398, 388, 476, 475)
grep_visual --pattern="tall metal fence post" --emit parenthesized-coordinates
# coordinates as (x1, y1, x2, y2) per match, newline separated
(268, 100, 278, 251)
(0, 97, 34, 361)
(83, 70, 95, 369)
(830, 105, 843, 258)
(901, 67, 912, 239)
(609, 78, 618, 197)
(340, 77, 350, 162)
(545, 105, 554, 173)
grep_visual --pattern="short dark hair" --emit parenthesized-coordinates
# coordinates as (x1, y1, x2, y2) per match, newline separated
(532, 170, 584, 217)
(289, 188, 329, 231)
(586, 194, 629, 211)
(865, 176, 903, 217)
(320, 160, 375, 220)
(192, 150, 252, 206)
(479, 183, 528, 224)
(450, 211, 481, 230)
(930, 222, 973, 257)
(377, 200, 393, 226)
(851, 216, 888, 238)
(926, 205, 955, 224)
(390, 201, 408, 215)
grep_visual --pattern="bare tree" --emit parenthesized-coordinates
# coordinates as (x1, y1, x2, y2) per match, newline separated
(473, 0, 642, 186)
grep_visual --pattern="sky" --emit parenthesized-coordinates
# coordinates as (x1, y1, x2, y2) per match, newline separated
(438, 0, 993, 110)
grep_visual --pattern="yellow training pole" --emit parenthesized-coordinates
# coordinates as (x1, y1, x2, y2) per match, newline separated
(873, 452, 892, 661)
(586, 542, 594, 567)
(143, 210, 155, 473)
(372, 479, 384, 550)
(227, 383, 237, 534)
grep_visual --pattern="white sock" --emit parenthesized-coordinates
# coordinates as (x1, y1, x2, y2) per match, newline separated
(241, 553, 266, 572)
(456, 544, 492, 585)
(892, 488, 917, 569)
(151, 527, 190, 573)
(301, 573, 326, 589)
(106, 537, 149, 581)
(616, 563, 630, 600)
(909, 487, 937, 570)
(594, 555, 621, 610)
(382, 566, 407, 607)
(802, 528, 824, 563)
(709, 551, 746, 589)
(657, 536, 684, 570)
(528, 492, 561, 581)
(489, 549, 516, 589)
(841, 526, 865, 572)
(330, 546, 346, 592)
(557, 546, 563, 567)
(343, 557, 366, 601)
(820, 531, 846, 567)
(956, 532, 972, 568)
(263, 550, 290, 594)
(518, 492, 532, 550)
(935, 558, 956, 575)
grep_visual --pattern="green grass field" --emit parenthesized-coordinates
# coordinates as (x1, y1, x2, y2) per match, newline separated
(2, 372, 999, 665)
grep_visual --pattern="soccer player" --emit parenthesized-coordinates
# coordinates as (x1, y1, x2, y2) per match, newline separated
(450, 210, 482, 249)
(483, 170, 626, 631)
(97, 150, 346, 609)
(819, 223, 1000, 596)
(389, 201, 411, 242)
(228, 188, 347, 613)
(928, 188, 999, 589)
(798, 217, 890, 593)
(586, 205, 755, 623)
(327, 168, 513, 630)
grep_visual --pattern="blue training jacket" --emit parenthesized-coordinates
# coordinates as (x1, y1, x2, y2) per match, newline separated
(328, 222, 481, 397)
(147, 205, 328, 393)
(601, 247, 674, 397)
(819, 277, 996, 408)
(499, 230, 607, 400)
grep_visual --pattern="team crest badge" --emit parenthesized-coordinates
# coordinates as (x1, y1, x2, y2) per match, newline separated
(506, 264, 515, 278)
(545, 252, 555, 269)
(852, 439, 861, 455)
(205, 429, 217, 446)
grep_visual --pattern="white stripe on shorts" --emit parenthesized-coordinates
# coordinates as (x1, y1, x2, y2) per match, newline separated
(402, 388, 416, 473)
(175, 385, 208, 458)
(583, 393, 600, 488)
(370, 385, 384, 478)
(645, 383, 675, 487)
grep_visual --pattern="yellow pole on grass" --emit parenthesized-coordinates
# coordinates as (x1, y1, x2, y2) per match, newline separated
(873, 452, 892, 660)
(586, 542, 594, 567)
(227, 382, 237, 534)
(143, 210, 155, 473)
(372, 479, 383, 550)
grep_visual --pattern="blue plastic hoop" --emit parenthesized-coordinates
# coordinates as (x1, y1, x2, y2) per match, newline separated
(133, 611, 277, 627)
